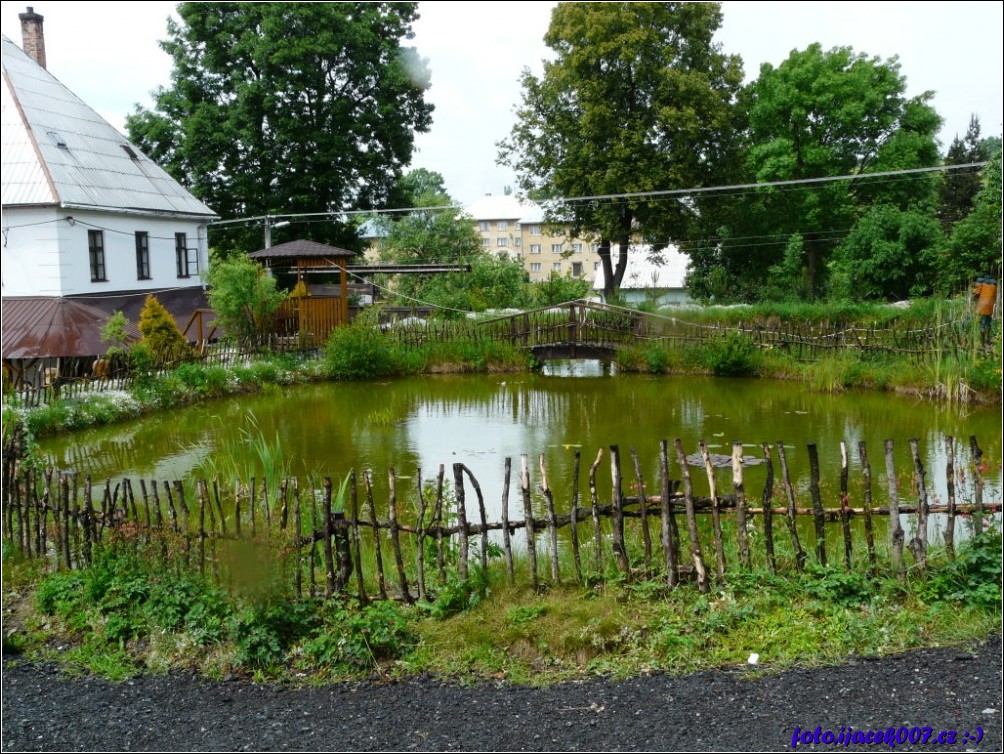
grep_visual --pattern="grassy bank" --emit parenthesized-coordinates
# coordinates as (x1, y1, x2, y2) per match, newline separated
(3, 524, 999, 685)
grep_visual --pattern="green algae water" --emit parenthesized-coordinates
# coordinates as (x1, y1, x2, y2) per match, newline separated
(40, 370, 1001, 525)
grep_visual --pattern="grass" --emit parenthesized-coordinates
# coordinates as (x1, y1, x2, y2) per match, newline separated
(4, 514, 999, 686)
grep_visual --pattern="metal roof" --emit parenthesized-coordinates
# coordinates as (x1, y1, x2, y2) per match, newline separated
(1, 35, 217, 219)
(248, 240, 358, 259)
(1, 296, 140, 359)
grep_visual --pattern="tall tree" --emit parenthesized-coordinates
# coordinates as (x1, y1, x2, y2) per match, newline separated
(719, 44, 941, 298)
(498, 2, 744, 296)
(938, 115, 991, 230)
(127, 2, 433, 254)
(940, 150, 1003, 292)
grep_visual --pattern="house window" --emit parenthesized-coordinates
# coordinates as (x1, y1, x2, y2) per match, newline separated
(497, 220, 508, 231)
(591, 243, 601, 253)
(135, 231, 150, 280)
(530, 244, 542, 254)
(481, 237, 491, 247)
(551, 243, 563, 254)
(479, 221, 490, 232)
(175, 232, 190, 278)
(552, 262, 562, 271)
(497, 237, 508, 247)
(514, 237, 522, 248)
(529, 224, 541, 236)
(594, 261, 600, 270)
(572, 262, 583, 277)
(88, 230, 106, 282)
(530, 262, 541, 272)
(571, 243, 583, 254)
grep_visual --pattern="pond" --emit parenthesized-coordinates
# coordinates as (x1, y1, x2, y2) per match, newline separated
(39, 365, 1002, 533)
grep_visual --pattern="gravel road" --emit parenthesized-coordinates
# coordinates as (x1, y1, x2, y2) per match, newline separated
(3, 636, 1001, 752)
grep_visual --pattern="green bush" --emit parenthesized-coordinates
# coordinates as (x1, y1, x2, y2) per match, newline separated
(325, 319, 406, 380)
(692, 332, 762, 376)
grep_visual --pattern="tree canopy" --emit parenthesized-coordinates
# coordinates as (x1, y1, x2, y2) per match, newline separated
(127, 2, 433, 254)
(498, 2, 744, 296)
(687, 43, 943, 301)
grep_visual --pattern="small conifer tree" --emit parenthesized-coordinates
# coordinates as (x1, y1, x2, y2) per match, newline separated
(138, 295, 189, 361)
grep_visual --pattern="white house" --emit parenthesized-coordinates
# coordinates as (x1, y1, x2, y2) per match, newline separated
(593, 244, 692, 306)
(1, 9, 218, 361)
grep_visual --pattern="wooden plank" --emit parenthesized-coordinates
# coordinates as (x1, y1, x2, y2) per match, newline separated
(674, 439, 709, 593)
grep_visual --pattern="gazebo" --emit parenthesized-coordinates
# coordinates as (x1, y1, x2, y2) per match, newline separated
(247, 240, 357, 348)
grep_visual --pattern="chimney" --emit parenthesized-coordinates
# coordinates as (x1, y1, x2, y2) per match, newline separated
(19, 7, 46, 69)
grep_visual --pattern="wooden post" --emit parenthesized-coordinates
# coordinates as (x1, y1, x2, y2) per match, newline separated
(944, 436, 956, 560)
(630, 447, 652, 570)
(539, 454, 560, 584)
(197, 479, 208, 576)
(884, 439, 906, 581)
(588, 448, 603, 571)
(415, 470, 427, 601)
(434, 465, 446, 583)
(732, 442, 749, 570)
(969, 435, 984, 519)
(570, 450, 583, 584)
(699, 440, 725, 577)
(807, 443, 826, 567)
(350, 471, 367, 605)
(82, 480, 93, 566)
(294, 478, 303, 599)
(839, 442, 852, 570)
(309, 486, 318, 597)
(501, 457, 514, 584)
(461, 464, 489, 572)
(673, 439, 709, 593)
(908, 438, 928, 574)
(60, 474, 71, 568)
(365, 469, 387, 600)
(659, 440, 678, 587)
(388, 468, 412, 603)
(857, 441, 877, 573)
(249, 477, 256, 538)
(452, 463, 470, 582)
(610, 445, 629, 574)
(323, 477, 335, 598)
(776, 442, 806, 572)
(759, 443, 776, 574)
(279, 479, 288, 531)
(520, 454, 538, 590)
(233, 480, 242, 538)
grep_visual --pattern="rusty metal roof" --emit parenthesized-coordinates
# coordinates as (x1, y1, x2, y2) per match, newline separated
(1, 296, 140, 359)
(1, 35, 217, 219)
(248, 240, 358, 260)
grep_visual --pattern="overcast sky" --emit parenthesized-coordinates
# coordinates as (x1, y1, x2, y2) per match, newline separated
(2, 1, 1001, 208)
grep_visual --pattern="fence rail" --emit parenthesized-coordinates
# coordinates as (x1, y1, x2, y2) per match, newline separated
(2, 429, 997, 600)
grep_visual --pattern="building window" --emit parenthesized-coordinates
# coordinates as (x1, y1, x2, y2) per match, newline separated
(88, 230, 106, 282)
(591, 243, 601, 253)
(135, 231, 150, 280)
(514, 237, 522, 248)
(529, 224, 541, 236)
(571, 243, 583, 254)
(497, 237, 508, 247)
(515, 253, 523, 261)
(594, 261, 600, 270)
(572, 262, 583, 277)
(175, 232, 190, 278)
(552, 262, 562, 271)
(479, 221, 490, 232)
(530, 262, 541, 272)
(551, 243, 563, 254)
(481, 237, 491, 247)
(530, 244, 542, 254)
(497, 220, 508, 231)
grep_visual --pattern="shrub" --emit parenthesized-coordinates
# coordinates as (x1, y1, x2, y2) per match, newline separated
(693, 332, 762, 376)
(325, 319, 405, 380)
(138, 295, 190, 363)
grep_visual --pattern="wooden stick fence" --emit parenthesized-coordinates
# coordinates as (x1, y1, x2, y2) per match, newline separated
(2, 434, 1000, 601)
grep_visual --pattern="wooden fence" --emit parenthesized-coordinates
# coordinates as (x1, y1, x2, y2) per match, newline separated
(2, 429, 998, 601)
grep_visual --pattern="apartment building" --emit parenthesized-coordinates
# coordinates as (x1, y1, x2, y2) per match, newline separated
(465, 194, 597, 283)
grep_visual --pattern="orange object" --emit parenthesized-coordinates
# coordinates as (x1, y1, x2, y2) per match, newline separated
(973, 278, 997, 317)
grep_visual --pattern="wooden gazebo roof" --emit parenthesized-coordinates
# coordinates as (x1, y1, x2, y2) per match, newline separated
(247, 240, 357, 261)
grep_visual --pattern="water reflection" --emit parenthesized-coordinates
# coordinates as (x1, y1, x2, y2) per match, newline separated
(39, 374, 1001, 527)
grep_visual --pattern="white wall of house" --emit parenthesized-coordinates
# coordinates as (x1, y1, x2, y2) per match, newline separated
(2, 207, 209, 296)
